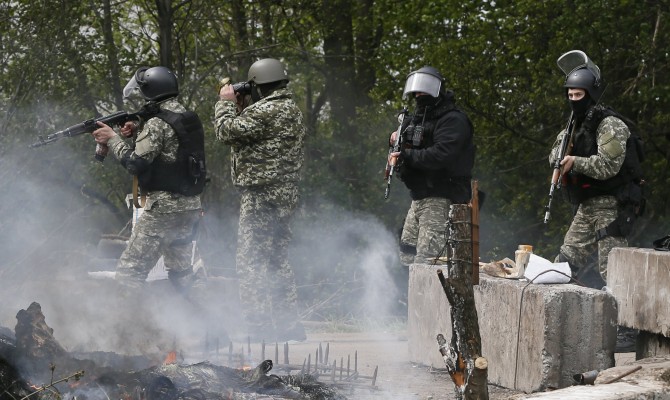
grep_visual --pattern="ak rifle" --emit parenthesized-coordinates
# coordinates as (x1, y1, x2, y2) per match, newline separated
(384, 108, 408, 199)
(544, 112, 576, 223)
(29, 110, 143, 162)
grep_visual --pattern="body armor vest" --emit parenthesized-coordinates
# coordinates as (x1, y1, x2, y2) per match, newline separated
(398, 99, 473, 203)
(138, 109, 207, 196)
(565, 106, 643, 204)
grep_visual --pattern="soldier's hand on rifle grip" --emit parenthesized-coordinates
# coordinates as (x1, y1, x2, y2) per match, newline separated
(560, 155, 576, 173)
(389, 131, 399, 146)
(388, 151, 401, 167)
(92, 121, 116, 145)
(120, 121, 139, 138)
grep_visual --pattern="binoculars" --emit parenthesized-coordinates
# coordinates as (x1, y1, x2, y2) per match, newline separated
(232, 81, 252, 95)
(219, 77, 252, 95)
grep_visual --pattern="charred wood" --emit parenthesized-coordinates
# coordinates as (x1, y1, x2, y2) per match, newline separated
(3, 302, 348, 400)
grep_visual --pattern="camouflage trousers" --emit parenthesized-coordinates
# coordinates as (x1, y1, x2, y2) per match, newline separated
(399, 197, 453, 266)
(116, 207, 201, 289)
(236, 183, 300, 335)
(555, 195, 627, 282)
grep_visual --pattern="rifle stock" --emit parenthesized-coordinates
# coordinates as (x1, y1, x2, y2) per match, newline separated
(384, 108, 408, 199)
(544, 112, 576, 223)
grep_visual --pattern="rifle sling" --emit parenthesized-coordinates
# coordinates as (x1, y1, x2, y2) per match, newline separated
(132, 176, 146, 209)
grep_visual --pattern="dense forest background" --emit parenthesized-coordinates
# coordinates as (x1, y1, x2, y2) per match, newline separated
(1, 0, 669, 323)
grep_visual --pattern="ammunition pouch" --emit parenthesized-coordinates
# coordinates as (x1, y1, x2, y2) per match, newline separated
(595, 181, 645, 241)
(122, 154, 152, 176)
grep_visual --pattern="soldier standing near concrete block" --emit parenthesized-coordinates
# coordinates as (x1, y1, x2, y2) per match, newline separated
(549, 51, 644, 284)
(215, 58, 306, 342)
(387, 66, 475, 266)
(549, 51, 645, 352)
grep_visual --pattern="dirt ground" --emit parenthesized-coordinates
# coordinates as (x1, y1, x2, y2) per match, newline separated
(230, 330, 638, 400)
(226, 330, 522, 400)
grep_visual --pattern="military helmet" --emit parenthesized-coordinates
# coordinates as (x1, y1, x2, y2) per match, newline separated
(123, 66, 179, 102)
(564, 67, 604, 101)
(247, 58, 289, 85)
(403, 66, 444, 99)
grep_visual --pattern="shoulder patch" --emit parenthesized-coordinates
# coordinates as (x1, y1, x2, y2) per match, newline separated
(599, 117, 628, 159)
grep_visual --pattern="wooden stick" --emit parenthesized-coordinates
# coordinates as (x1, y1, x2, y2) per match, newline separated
(470, 180, 480, 285)
(601, 366, 642, 384)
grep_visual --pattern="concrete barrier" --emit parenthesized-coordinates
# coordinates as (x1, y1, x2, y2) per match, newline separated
(408, 264, 617, 393)
(608, 247, 670, 359)
(608, 247, 670, 336)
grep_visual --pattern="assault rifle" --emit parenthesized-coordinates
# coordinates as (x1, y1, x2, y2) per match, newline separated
(29, 110, 143, 162)
(384, 108, 408, 199)
(543, 112, 576, 223)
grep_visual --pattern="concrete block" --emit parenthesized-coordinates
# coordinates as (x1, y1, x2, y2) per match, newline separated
(523, 357, 670, 399)
(638, 331, 670, 359)
(608, 247, 670, 336)
(408, 264, 617, 393)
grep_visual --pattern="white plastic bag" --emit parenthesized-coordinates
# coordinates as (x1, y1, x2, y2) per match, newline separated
(523, 253, 571, 284)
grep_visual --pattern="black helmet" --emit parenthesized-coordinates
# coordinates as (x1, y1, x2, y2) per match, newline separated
(564, 67, 604, 102)
(403, 66, 444, 99)
(123, 66, 179, 102)
(247, 58, 289, 84)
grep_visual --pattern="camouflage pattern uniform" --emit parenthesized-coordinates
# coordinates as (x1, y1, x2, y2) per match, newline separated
(107, 98, 202, 289)
(400, 198, 451, 266)
(214, 88, 305, 338)
(549, 116, 629, 281)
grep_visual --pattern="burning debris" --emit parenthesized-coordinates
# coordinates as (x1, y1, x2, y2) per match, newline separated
(0, 302, 349, 400)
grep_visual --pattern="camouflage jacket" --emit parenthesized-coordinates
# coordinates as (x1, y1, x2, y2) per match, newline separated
(549, 115, 630, 181)
(107, 98, 202, 212)
(214, 88, 306, 188)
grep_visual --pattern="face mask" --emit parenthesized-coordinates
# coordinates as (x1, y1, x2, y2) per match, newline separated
(251, 84, 262, 103)
(569, 95, 592, 119)
(415, 95, 439, 108)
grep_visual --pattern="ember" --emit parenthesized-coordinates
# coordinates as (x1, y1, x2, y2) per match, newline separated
(0, 302, 349, 400)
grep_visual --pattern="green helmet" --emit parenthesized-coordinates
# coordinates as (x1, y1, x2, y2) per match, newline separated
(247, 58, 289, 84)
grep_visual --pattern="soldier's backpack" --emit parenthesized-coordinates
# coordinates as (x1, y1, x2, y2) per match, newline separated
(592, 107, 646, 240)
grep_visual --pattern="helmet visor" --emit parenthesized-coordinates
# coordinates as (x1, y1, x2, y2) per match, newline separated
(403, 72, 442, 99)
(557, 50, 601, 82)
(122, 76, 139, 99)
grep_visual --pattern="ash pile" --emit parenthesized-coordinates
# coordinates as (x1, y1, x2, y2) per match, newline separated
(0, 302, 350, 400)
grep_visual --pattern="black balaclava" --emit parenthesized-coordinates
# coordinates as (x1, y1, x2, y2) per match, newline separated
(251, 84, 262, 103)
(415, 94, 440, 108)
(250, 80, 286, 104)
(569, 92, 593, 120)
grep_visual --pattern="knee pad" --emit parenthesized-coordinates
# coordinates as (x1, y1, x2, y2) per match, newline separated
(399, 242, 417, 267)
(556, 252, 577, 275)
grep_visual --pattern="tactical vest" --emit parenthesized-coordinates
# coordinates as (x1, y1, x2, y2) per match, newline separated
(565, 106, 643, 204)
(138, 109, 207, 196)
(398, 101, 474, 203)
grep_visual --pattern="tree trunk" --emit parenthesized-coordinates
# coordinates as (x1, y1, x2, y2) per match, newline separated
(99, 0, 124, 109)
(155, 0, 174, 69)
(231, 0, 253, 74)
(436, 203, 488, 400)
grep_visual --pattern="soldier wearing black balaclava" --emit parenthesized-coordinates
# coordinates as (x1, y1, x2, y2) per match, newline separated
(550, 61, 635, 284)
(388, 66, 475, 266)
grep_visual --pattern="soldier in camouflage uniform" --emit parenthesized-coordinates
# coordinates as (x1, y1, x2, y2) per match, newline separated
(214, 58, 306, 342)
(92, 66, 205, 292)
(388, 66, 474, 266)
(549, 65, 629, 282)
